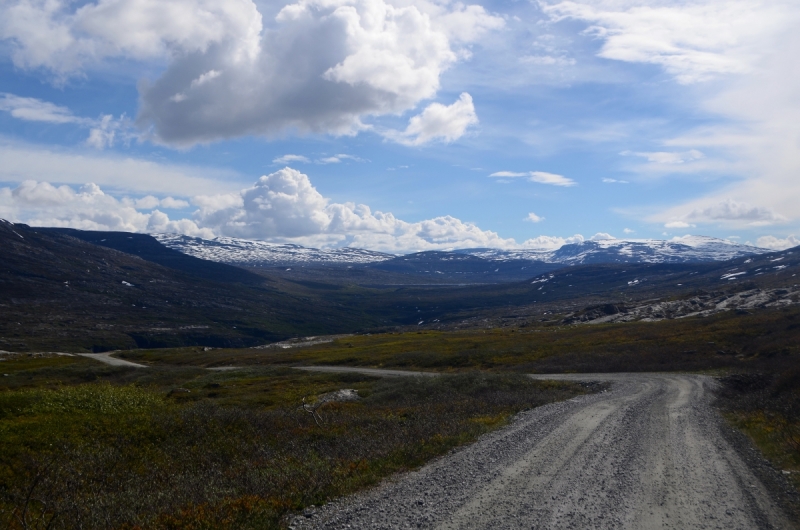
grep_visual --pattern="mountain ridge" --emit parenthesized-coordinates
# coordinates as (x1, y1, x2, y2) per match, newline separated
(153, 233, 769, 268)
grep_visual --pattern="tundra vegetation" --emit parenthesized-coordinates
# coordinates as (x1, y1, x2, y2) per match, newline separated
(119, 305, 800, 500)
(0, 354, 586, 529)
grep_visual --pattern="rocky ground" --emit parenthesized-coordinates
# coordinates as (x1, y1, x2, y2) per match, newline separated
(563, 286, 800, 325)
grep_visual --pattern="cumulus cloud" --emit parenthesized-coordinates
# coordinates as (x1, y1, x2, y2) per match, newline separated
(0, 168, 600, 253)
(589, 232, 615, 241)
(0, 0, 501, 145)
(756, 235, 799, 251)
(489, 171, 576, 187)
(0, 0, 262, 76)
(526, 212, 544, 223)
(136, 0, 498, 145)
(519, 234, 585, 250)
(124, 195, 190, 210)
(191, 167, 516, 251)
(386, 93, 479, 146)
(0, 180, 211, 237)
(602, 178, 628, 184)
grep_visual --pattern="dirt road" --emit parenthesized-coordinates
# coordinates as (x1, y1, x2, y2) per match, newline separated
(75, 352, 147, 368)
(292, 372, 795, 529)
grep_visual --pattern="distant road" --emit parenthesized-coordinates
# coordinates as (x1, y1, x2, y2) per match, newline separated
(75, 352, 147, 368)
(294, 365, 440, 378)
(292, 372, 795, 529)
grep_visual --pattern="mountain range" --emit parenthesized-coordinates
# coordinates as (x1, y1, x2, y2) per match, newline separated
(154, 233, 769, 271)
(3, 219, 797, 352)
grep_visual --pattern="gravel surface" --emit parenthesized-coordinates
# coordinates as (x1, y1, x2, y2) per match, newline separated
(291, 373, 795, 529)
(75, 352, 147, 368)
(295, 366, 441, 378)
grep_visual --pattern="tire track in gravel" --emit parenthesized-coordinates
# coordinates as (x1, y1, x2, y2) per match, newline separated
(290, 372, 796, 530)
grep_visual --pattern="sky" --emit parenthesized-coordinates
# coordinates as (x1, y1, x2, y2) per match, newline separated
(0, 0, 798, 253)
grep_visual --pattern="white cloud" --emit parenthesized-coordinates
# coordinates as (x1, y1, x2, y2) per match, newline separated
(160, 197, 190, 209)
(652, 25, 800, 226)
(193, 168, 331, 239)
(756, 235, 799, 251)
(528, 171, 576, 187)
(0, 168, 600, 254)
(0, 0, 262, 76)
(526, 212, 544, 223)
(0, 142, 239, 196)
(623, 228, 634, 234)
(190, 70, 222, 89)
(386, 93, 478, 146)
(134, 0, 499, 145)
(85, 114, 126, 150)
(542, 0, 790, 84)
(131, 195, 160, 209)
(0, 0, 501, 145)
(622, 149, 705, 165)
(602, 177, 628, 184)
(317, 154, 366, 164)
(0, 93, 131, 149)
(664, 221, 692, 229)
(519, 234, 585, 250)
(589, 232, 615, 241)
(191, 167, 516, 251)
(273, 154, 311, 164)
(658, 198, 786, 229)
(547, 1, 800, 228)
(490, 170, 576, 187)
(519, 55, 575, 66)
(0, 93, 87, 124)
(0, 180, 212, 237)
(489, 171, 527, 178)
(685, 199, 785, 224)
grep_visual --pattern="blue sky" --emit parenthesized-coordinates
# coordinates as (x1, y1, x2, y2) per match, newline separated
(0, 0, 798, 253)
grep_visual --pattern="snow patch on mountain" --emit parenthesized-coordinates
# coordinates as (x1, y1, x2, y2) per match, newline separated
(153, 233, 768, 267)
(457, 236, 768, 264)
(153, 234, 394, 266)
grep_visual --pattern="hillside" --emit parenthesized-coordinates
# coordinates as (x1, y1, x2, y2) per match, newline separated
(2, 221, 797, 350)
(0, 221, 386, 351)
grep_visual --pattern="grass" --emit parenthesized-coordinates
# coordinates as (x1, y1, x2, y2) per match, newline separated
(716, 371, 800, 499)
(0, 355, 587, 529)
(4, 305, 800, 527)
(118, 306, 800, 375)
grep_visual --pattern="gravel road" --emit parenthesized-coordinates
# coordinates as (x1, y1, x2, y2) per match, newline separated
(291, 372, 796, 529)
(295, 365, 441, 378)
(75, 352, 147, 368)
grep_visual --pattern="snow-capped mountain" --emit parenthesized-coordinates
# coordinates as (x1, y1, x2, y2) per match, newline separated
(153, 233, 769, 268)
(456, 236, 769, 264)
(153, 234, 394, 266)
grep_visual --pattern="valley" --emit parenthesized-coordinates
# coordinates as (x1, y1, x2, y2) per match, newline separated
(1, 220, 799, 529)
